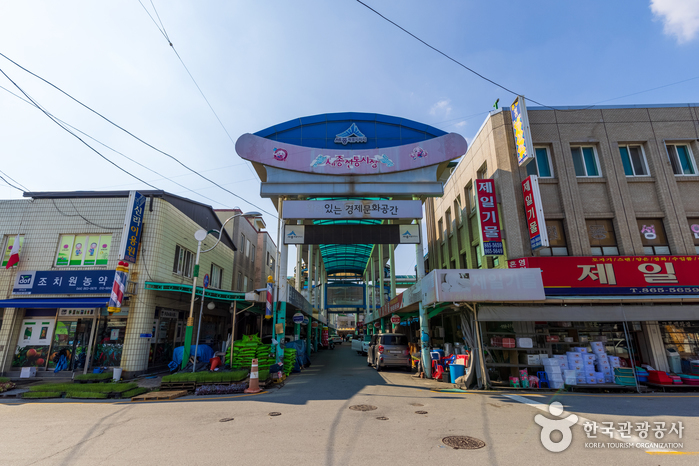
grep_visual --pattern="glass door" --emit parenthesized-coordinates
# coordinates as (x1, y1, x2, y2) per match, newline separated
(49, 319, 94, 371)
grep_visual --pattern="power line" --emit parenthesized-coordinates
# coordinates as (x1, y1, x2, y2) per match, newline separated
(0, 174, 23, 192)
(0, 168, 29, 191)
(0, 83, 250, 211)
(0, 66, 160, 190)
(138, 1, 260, 180)
(0, 52, 276, 218)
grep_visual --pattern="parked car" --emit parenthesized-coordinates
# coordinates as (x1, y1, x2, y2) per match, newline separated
(330, 335, 343, 345)
(367, 333, 411, 371)
(352, 334, 371, 355)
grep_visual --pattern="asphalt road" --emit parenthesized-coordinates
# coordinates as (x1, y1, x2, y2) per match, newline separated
(1, 343, 698, 465)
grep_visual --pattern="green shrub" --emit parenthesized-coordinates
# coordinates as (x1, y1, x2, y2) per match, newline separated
(28, 382, 137, 393)
(162, 370, 248, 384)
(121, 387, 148, 398)
(74, 373, 112, 382)
(0, 377, 10, 383)
(22, 391, 62, 399)
(66, 392, 108, 399)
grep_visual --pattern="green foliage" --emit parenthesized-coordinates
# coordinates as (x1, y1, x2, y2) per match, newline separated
(22, 391, 62, 399)
(28, 382, 137, 393)
(0, 377, 10, 383)
(161, 370, 248, 384)
(121, 387, 148, 398)
(74, 373, 113, 382)
(66, 391, 108, 399)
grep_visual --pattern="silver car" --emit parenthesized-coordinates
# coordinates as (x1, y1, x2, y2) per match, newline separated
(367, 333, 411, 371)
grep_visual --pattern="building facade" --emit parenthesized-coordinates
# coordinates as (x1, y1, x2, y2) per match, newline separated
(425, 103, 699, 381)
(216, 209, 275, 292)
(0, 191, 238, 376)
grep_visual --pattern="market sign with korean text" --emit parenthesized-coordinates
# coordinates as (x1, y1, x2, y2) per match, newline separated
(421, 269, 545, 306)
(13, 270, 116, 295)
(118, 191, 146, 263)
(507, 256, 699, 296)
(378, 293, 404, 318)
(475, 179, 503, 256)
(235, 132, 468, 175)
(282, 200, 422, 220)
(522, 175, 549, 250)
(510, 95, 535, 167)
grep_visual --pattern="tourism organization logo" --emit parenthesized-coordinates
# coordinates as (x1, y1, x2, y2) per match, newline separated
(334, 123, 368, 145)
(535, 402, 578, 452)
(284, 225, 304, 244)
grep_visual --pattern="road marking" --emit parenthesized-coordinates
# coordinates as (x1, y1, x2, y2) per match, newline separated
(502, 394, 676, 454)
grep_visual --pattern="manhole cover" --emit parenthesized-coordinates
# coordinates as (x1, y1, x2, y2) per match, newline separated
(410, 403, 424, 407)
(415, 410, 428, 415)
(269, 412, 282, 416)
(376, 416, 389, 421)
(219, 418, 234, 422)
(349, 405, 377, 411)
(442, 436, 486, 450)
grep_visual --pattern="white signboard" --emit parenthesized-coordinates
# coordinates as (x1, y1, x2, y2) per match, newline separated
(421, 269, 545, 306)
(398, 225, 420, 244)
(282, 200, 423, 220)
(284, 225, 305, 244)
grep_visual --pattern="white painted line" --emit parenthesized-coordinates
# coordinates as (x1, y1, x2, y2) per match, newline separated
(502, 394, 675, 454)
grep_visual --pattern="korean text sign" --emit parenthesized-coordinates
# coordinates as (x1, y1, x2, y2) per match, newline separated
(510, 96, 535, 166)
(522, 175, 549, 250)
(119, 191, 146, 263)
(475, 179, 503, 256)
(13, 270, 117, 295)
(508, 256, 699, 295)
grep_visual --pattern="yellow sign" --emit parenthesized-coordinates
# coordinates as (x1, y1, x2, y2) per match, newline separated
(2, 235, 23, 267)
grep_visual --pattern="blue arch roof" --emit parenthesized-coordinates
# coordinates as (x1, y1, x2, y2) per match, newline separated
(254, 112, 447, 150)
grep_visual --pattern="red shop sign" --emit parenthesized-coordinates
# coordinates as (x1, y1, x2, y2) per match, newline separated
(508, 256, 699, 296)
(475, 179, 503, 256)
(522, 175, 549, 250)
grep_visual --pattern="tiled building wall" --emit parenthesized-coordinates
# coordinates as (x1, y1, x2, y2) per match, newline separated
(0, 197, 128, 372)
(120, 199, 236, 372)
(216, 211, 257, 291)
(427, 105, 699, 268)
(0, 196, 237, 373)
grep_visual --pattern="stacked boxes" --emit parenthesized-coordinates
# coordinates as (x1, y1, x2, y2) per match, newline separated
(542, 357, 564, 389)
(566, 351, 585, 384)
(590, 342, 613, 383)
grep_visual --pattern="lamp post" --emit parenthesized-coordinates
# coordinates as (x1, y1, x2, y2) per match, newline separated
(181, 211, 262, 369)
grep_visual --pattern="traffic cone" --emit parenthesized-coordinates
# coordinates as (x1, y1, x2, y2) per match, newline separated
(244, 358, 262, 393)
(209, 356, 221, 371)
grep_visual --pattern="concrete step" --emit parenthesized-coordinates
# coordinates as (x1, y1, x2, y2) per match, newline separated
(4, 370, 75, 383)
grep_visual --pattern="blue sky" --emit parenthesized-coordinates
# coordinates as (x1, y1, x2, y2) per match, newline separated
(1, 0, 698, 276)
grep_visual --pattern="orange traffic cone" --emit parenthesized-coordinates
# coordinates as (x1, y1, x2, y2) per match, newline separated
(244, 358, 262, 394)
(209, 356, 221, 371)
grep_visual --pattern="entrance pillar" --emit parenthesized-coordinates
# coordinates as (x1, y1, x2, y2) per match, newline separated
(389, 244, 396, 299)
(275, 236, 290, 365)
(378, 244, 385, 307)
(415, 218, 431, 378)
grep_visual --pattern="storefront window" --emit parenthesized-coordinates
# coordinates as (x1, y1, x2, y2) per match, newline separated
(93, 318, 126, 367)
(637, 219, 670, 255)
(659, 321, 699, 363)
(13, 319, 53, 368)
(47, 319, 94, 371)
(586, 219, 619, 256)
(688, 218, 699, 255)
(539, 220, 568, 256)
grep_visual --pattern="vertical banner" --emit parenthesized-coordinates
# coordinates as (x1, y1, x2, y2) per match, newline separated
(70, 235, 87, 266)
(55, 235, 74, 266)
(118, 191, 146, 264)
(511, 95, 535, 167)
(475, 179, 504, 256)
(522, 175, 549, 250)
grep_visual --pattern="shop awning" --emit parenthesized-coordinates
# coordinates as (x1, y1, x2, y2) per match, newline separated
(0, 297, 109, 308)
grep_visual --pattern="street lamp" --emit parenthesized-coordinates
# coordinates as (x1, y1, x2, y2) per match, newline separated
(181, 211, 262, 369)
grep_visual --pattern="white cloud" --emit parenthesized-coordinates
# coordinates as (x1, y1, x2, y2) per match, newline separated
(454, 120, 467, 128)
(650, 0, 699, 43)
(429, 99, 452, 117)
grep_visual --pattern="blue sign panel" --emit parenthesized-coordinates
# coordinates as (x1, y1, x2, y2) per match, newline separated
(482, 242, 504, 256)
(120, 191, 146, 263)
(203, 274, 210, 289)
(13, 270, 116, 295)
(140, 333, 153, 338)
(530, 235, 542, 251)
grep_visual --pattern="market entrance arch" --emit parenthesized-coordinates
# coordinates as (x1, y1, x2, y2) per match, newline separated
(235, 112, 467, 376)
